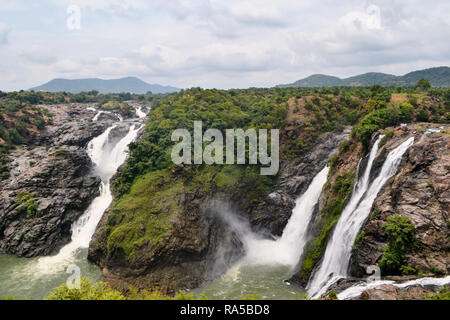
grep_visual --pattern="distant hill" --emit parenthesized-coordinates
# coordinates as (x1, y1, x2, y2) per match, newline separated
(278, 67, 450, 88)
(29, 77, 180, 94)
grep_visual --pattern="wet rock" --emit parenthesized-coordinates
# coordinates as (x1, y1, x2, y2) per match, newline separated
(250, 128, 351, 236)
(0, 104, 117, 257)
(355, 284, 446, 300)
(350, 127, 450, 278)
(89, 128, 351, 295)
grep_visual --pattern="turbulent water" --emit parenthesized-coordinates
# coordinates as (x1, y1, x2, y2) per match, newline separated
(194, 264, 305, 300)
(199, 166, 329, 299)
(0, 109, 144, 299)
(244, 166, 329, 266)
(337, 276, 450, 300)
(307, 136, 415, 298)
(1, 120, 447, 300)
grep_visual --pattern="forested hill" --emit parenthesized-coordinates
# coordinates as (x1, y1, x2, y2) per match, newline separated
(29, 77, 180, 94)
(278, 67, 450, 88)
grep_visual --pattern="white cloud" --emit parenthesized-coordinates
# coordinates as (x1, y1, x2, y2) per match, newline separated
(0, 0, 449, 90)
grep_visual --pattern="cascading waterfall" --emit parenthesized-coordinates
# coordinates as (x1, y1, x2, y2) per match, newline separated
(37, 113, 143, 271)
(337, 275, 450, 300)
(135, 106, 147, 119)
(92, 110, 123, 122)
(243, 166, 329, 267)
(196, 166, 330, 299)
(0, 107, 146, 299)
(307, 136, 415, 298)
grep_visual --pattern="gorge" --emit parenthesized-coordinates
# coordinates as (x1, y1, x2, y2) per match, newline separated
(0, 87, 449, 300)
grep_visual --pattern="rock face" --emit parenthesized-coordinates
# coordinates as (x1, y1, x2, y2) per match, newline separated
(290, 124, 449, 294)
(88, 128, 351, 294)
(250, 128, 351, 236)
(350, 125, 450, 278)
(89, 119, 448, 298)
(0, 103, 114, 257)
(89, 196, 244, 294)
(354, 284, 448, 300)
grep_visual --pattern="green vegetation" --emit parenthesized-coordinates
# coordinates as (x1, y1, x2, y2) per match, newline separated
(379, 215, 419, 275)
(1, 85, 448, 287)
(352, 230, 365, 252)
(426, 287, 450, 300)
(328, 291, 338, 300)
(370, 206, 380, 220)
(385, 128, 394, 138)
(105, 169, 180, 261)
(45, 277, 198, 300)
(0, 94, 49, 154)
(44, 277, 265, 300)
(0, 90, 156, 156)
(15, 192, 41, 219)
(415, 78, 431, 91)
(298, 170, 356, 283)
(52, 148, 67, 158)
(0, 155, 9, 179)
(356, 103, 414, 151)
(278, 67, 450, 88)
(100, 100, 134, 117)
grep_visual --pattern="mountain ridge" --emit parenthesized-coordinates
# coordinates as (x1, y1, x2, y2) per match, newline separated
(278, 66, 450, 88)
(29, 76, 180, 94)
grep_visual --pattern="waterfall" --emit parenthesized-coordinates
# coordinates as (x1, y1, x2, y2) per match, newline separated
(36, 112, 143, 271)
(197, 166, 330, 299)
(92, 110, 123, 122)
(135, 106, 147, 119)
(238, 166, 329, 268)
(307, 136, 415, 298)
(70, 123, 142, 248)
(338, 275, 450, 300)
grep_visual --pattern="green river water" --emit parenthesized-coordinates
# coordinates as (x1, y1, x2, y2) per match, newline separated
(0, 252, 304, 300)
(0, 249, 102, 299)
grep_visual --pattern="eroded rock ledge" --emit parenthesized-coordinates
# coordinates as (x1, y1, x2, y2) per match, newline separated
(0, 104, 113, 257)
(88, 128, 351, 294)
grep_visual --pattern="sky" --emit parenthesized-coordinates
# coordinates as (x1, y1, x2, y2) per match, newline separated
(0, 0, 449, 91)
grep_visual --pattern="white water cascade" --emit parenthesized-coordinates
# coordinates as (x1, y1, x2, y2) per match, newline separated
(135, 106, 147, 119)
(338, 275, 450, 300)
(36, 112, 143, 271)
(307, 136, 415, 298)
(242, 166, 329, 267)
(196, 166, 330, 299)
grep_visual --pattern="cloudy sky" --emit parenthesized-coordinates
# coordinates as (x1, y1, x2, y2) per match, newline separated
(0, 0, 449, 91)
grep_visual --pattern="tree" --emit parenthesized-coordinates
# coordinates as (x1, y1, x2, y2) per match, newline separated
(416, 78, 431, 91)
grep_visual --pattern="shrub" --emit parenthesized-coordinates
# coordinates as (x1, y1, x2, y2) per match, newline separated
(356, 104, 413, 151)
(379, 215, 418, 275)
(427, 288, 450, 300)
(46, 278, 125, 300)
(416, 78, 431, 91)
(352, 230, 365, 252)
(16, 192, 40, 219)
(417, 109, 430, 122)
(385, 128, 394, 138)
(328, 291, 338, 300)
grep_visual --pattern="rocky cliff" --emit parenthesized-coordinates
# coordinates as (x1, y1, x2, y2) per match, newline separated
(299, 123, 449, 299)
(0, 104, 114, 257)
(88, 128, 350, 294)
(350, 124, 449, 278)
